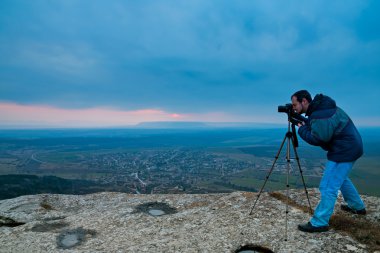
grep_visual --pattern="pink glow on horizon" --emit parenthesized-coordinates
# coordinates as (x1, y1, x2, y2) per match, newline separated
(0, 102, 286, 128)
(0, 102, 188, 127)
(170, 113, 182, 118)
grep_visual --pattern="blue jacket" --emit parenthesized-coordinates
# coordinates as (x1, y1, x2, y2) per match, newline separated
(298, 94, 363, 162)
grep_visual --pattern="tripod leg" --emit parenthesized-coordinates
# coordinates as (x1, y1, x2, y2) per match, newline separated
(290, 137, 313, 214)
(249, 134, 287, 215)
(285, 136, 291, 241)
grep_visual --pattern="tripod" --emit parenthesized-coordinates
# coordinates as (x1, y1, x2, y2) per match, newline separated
(249, 120, 313, 240)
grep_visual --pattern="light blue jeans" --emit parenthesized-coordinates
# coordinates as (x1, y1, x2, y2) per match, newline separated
(310, 160, 365, 227)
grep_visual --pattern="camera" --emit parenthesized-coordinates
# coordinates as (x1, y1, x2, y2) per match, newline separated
(278, 103, 293, 113)
(278, 103, 305, 125)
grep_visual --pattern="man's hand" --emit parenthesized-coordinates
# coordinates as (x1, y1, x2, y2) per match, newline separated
(290, 112, 307, 126)
(297, 122, 305, 127)
(290, 116, 304, 126)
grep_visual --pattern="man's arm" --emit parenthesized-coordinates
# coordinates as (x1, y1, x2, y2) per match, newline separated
(298, 124, 325, 146)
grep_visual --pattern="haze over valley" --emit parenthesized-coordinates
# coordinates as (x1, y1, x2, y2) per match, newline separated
(1, 127, 379, 200)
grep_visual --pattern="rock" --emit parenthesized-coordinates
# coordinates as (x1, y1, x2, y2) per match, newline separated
(0, 190, 378, 252)
(346, 245, 358, 251)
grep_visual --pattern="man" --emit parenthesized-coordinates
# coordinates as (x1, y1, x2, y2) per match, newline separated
(291, 90, 366, 233)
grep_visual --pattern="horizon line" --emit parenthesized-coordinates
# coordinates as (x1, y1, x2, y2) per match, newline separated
(0, 121, 379, 130)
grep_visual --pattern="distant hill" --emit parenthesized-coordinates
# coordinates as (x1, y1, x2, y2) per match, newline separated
(135, 121, 281, 129)
(135, 121, 209, 129)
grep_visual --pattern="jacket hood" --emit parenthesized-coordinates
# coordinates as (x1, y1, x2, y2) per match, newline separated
(306, 94, 336, 116)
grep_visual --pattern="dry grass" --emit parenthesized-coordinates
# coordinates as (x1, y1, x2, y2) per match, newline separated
(269, 192, 313, 215)
(330, 214, 380, 252)
(241, 192, 255, 199)
(186, 201, 210, 209)
(270, 191, 380, 252)
(40, 202, 54, 210)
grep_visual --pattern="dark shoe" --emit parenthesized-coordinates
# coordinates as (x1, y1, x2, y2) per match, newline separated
(298, 222, 329, 233)
(340, 204, 366, 215)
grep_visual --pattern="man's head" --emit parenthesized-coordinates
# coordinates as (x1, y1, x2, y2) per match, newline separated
(291, 90, 312, 114)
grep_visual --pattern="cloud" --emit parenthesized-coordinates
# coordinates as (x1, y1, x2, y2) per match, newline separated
(16, 43, 99, 76)
(0, 0, 379, 126)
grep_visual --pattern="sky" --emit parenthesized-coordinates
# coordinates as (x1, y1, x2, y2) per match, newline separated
(0, 0, 379, 128)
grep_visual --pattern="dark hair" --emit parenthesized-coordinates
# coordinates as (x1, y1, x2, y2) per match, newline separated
(291, 90, 312, 103)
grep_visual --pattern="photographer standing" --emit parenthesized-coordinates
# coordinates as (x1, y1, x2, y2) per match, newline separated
(291, 90, 366, 233)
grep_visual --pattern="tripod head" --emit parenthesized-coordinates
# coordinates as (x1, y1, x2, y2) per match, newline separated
(278, 103, 305, 148)
(286, 121, 299, 148)
(286, 114, 298, 148)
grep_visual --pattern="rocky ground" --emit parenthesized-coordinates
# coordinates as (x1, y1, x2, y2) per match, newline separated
(0, 189, 379, 253)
